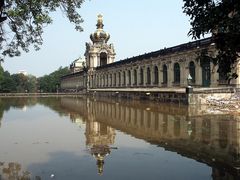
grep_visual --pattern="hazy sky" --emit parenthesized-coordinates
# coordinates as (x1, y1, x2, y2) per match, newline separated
(3, 0, 194, 77)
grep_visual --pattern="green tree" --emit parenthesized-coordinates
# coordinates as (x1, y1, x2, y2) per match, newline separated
(1, 72, 17, 92)
(183, 0, 240, 80)
(0, 0, 84, 60)
(38, 66, 70, 92)
(26, 74, 37, 92)
(0, 65, 4, 83)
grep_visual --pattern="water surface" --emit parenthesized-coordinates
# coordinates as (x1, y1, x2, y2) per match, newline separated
(0, 97, 239, 180)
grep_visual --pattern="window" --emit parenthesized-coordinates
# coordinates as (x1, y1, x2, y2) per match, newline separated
(154, 66, 159, 85)
(134, 69, 137, 85)
(147, 67, 151, 85)
(140, 68, 144, 85)
(174, 63, 180, 84)
(163, 64, 168, 84)
(189, 61, 195, 83)
(118, 72, 121, 86)
(128, 70, 131, 85)
(100, 52, 107, 66)
(123, 71, 126, 86)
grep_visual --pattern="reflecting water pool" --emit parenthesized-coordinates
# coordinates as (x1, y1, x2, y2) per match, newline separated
(0, 97, 239, 180)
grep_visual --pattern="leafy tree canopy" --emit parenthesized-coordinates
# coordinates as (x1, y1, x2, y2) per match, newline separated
(183, 0, 240, 79)
(38, 66, 70, 92)
(0, 0, 84, 60)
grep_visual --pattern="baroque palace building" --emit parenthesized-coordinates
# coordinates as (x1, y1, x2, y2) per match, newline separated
(60, 15, 240, 92)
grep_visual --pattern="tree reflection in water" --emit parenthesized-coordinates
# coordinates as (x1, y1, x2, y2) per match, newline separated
(0, 162, 34, 180)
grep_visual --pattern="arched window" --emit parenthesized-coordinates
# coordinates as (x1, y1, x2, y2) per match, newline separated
(189, 61, 195, 83)
(94, 75, 97, 87)
(128, 70, 131, 85)
(106, 74, 108, 87)
(103, 75, 105, 87)
(134, 69, 137, 85)
(202, 61, 211, 87)
(118, 72, 121, 86)
(102, 75, 104, 87)
(123, 71, 126, 86)
(96, 76, 99, 87)
(100, 52, 107, 66)
(99, 75, 102, 87)
(174, 63, 180, 84)
(154, 66, 159, 85)
(114, 73, 116, 86)
(93, 75, 95, 87)
(162, 64, 168, 85)
(147, 67, 151, 85)
(110, 74, 112, 87)
(140, 68, 144, 85)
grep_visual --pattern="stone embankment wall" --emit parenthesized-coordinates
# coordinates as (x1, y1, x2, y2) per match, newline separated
(189, 88, 240, 105)
(89, 87, 240, 105)
(89, 90, 188, 104)
(0, 93, 85, 97)
(0, 88, 239, 106)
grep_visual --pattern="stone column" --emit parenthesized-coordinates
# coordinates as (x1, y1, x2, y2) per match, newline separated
(116, 72, 119, 87)
(159, 64, 163, 87)
(167, 62, 172, 87)
(97, 55, 100, 67)
(142, 67, 146, 86)
(118, 71, 121, 87)
(150, 65, 154, 86)
(137, 67, 141, 86)
(195, 60, 202, 86)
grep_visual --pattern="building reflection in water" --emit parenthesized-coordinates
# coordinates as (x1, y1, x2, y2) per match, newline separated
(60, 97, 240, 179)
(85, 116, 115, 175)
(61, 97, 116, 175)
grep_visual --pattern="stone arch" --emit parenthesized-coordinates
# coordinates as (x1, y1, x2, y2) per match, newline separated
(100, 52, 107, 66)
(162, 64, 168, 85)
(154, 66, 159, 85)
(174, 63, 180, 84)
(146, 67, 151, 85)
(189, 61, 196, 83)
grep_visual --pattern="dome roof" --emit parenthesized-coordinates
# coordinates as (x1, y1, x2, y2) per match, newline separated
(90, 14, 110, 44)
